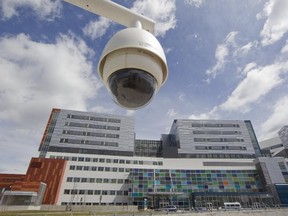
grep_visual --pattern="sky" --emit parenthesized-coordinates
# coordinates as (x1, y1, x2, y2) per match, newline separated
(0, 0, 288, 173)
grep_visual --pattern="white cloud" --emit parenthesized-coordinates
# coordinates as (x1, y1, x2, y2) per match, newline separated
(281, 40, 288, 54)
(131, 0, 177, 37)
(167, 108, 178, 118)
(184, 0, 206, 8)
(259, 96, 288, 140)
(0, 33, 100, 127)
(233, 41, 258, 57)
(189, 107, 219, 120)
(0, 0, 61, 21)
(205, 31, 238, 82)
(83, 17, 112, 40)
(220, 62, 287, 113)
(257, 0, 288, 46)
(242, 62, 257, 76)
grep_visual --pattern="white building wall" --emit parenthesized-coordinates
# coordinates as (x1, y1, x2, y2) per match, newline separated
(46, 152, 257, 206)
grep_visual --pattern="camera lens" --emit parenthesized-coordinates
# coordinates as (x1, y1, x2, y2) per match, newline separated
(108, 68, 157, 109)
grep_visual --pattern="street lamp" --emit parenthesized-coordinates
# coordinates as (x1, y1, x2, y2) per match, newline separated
(64, 0, 168, 109)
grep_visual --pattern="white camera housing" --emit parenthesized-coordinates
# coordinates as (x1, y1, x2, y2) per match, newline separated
(98, 26, 168, 109)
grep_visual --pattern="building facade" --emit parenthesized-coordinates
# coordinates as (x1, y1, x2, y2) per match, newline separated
(2, 108, 287, 209)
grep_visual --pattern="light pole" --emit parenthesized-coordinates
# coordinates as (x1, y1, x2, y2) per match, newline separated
(64, 0, 168, 109)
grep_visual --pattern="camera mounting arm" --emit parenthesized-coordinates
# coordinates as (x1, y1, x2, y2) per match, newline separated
(64, 0, 155, 33)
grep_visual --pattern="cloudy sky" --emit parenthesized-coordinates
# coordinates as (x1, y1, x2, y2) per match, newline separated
(1, 0, 288, 173)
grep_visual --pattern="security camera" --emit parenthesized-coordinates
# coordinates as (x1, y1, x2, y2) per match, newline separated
(98, 22, 168, 109)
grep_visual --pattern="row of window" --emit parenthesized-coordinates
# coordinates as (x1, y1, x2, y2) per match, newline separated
(69, 165, 130, 172)
(193, 130, 242, 135)
(67, 114, 121, 123)
(62, 130, 119, 138)
(195, 145, 247, 150)
(194, 138, 244, 142)
(67, 177, 129, 184)
(61, 202, 127, 206)
(63, 189, 128, 196)
(50, 155, 163, 166)
(65, 122, 120, 131)
(59, 138, 118, 147)
(192, 123, 240, 128)
(179, 154, 254, 159)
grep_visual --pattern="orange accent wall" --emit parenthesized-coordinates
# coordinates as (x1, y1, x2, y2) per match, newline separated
(23, 158, 67, 205)
(0, 158, 67, 205)
(0, 174, 26, 189)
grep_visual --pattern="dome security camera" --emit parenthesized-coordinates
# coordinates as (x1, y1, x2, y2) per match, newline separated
(98, 22, 168, 109)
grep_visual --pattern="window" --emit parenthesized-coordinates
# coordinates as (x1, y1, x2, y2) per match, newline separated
(119, 168, 124, 172)
(105, 167, 110, 172)
(112, 168, 118, 172)
(96, 178, 102, 183)
(103, 179, 109, 183)
(76, 166, 83, 170)
(71, 190, 78, 195)
(64, 189, 70, 194)
(72, 157, 77, 161)
(111, 179, 117, 184)
(99, 158, 105, 163)
(119, 160, 125, 164)
(93, 158, 98, 162)
(110, 190, 116, 195)
(81, 178, 87, 183)
(74, 177, 80, 182)
(70, 166, 75, 170)
(94, 190, 101, 195)
(90, 178, 95, 183)
(117, 191, 122, 195)
(98, 167, 104, 171)
(87, 190, 93, 195)
(79, 190, 85, 195)
(106, 159, 111, 163)
(113, 159, 119, 163)
(83, 166, 89, 171)
(85, 158, 91, 162)
(117, 179, 124, 184)
(102, 190, 108, 195)
(67, 177, 73, 182)
(92, 166, 97, 171)
(123, 191, 128, 195)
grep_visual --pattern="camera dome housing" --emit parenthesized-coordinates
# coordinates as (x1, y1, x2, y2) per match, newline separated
(98, 27, 168, 109)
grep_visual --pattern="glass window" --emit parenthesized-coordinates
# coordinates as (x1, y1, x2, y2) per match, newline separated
(94, 190, 101, 195)
(98, 167, 104, 171)
(99, 158, 105, 163)
(84, 166, 89, 171)
(76, 166, 83, 170)
(64, 189, 70, 194)
(67, 177, 73, 182)
(74, 177, 80, 182)
(85, 158, 91, 162)
(93, 158, 98, 162)
(78, 157, 84, 161)
(70, 166, 75, 170)
(117, 191, 122, 195)
(81, 178, 87, 183)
